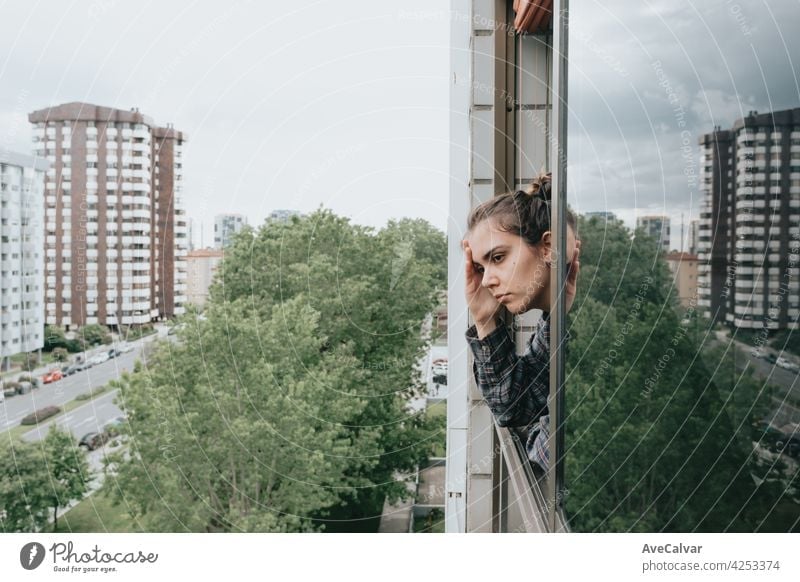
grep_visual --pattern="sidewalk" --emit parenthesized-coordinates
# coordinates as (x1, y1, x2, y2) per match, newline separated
(377, 478, 417, 533)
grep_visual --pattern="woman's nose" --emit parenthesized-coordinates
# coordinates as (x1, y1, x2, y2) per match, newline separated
(481, 268, 499, 288)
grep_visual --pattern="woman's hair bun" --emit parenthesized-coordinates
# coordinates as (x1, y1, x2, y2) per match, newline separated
(527, 171, 552, 201)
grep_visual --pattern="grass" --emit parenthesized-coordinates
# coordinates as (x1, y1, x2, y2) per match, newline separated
(53, 490, 144, 533)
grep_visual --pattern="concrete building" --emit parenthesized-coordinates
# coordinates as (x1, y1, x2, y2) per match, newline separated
(688, 219, 699, 254)
(28, 102, 189, 328)
(585, 211, 617, 222)
(214, 213, 246, 248)
(697, 108, 800, 330)
(666, 252, 699, 308)
(268, 209, 302, 224)
(1, 152, 46, 368)
(637, 214, 671, 252)
(186, 248, 223, 308)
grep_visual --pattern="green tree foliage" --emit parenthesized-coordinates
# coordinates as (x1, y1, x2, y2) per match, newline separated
(44, 324, 67, 351)
(44, 427, 90, 531)
(0, 444, 52, 532)
(0, 429, 89, 532)
(564, 216, 797, 532)
(79, 324, 111, 347)
(52, 348, 69, 362)
(107, 210, 446, 531)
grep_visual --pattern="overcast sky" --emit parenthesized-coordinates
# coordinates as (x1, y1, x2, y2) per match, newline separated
(1, 0, 798, 250)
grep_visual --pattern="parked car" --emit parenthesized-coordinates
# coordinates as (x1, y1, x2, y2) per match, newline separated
(42, 369, 63, 384)
(61, 364, 78, 376)
(776, 357, 798, 371)
(74, 360, 92, 371)
(775, 434, 800, 458)
(764, 353, 778, 365)
(16, 375, 41, 389)
(78, 431, 110, 451)
(3, 382, 20, 398)
(89, 352, 110, 365)
(119, 342, 134, 353)
(16, 381, 32, 395)
(751, 420, 785, 451)
(107, 348, 121, 359)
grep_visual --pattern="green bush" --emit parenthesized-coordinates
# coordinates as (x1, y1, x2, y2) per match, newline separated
(52, 348, 69, 362)
(65, 339, 84, 353)
(21, 405, 62, 425)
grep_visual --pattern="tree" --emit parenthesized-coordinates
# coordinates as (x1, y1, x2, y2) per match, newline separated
(0, 432, 89, 533)
(562, 215, 795, 532)
(0, 444, 51, 532)
(79, 324, 110, 347)
(107, 210, 446, 531)
(52, 348, 69, 363)
(44, 324, 67, 351)
(43, 427, 90, 531)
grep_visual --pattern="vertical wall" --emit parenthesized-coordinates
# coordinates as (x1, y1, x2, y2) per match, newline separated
(446, 0, 553, 532)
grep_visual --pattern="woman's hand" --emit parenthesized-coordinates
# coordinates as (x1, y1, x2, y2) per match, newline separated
(565, 240, 581, 313)
(462, 240, 504, 333)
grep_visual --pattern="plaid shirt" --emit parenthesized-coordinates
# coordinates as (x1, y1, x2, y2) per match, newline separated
(465, 314, 553, 471)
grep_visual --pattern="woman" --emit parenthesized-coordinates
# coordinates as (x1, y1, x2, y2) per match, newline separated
(461, 174, 580, 471)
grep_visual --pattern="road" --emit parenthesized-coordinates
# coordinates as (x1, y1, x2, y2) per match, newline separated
(1, 331, 162, 437)
(717, 331, 800, 425)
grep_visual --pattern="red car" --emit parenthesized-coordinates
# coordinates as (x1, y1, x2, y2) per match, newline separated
(42, 369, 63, 384)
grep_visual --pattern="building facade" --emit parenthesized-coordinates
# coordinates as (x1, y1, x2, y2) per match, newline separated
(1, 152, 46, 367)
(186, 248, 223, 308)
(665, 252, 699, 308)
(688, 219, 699, 255)
(28, 102, 189, 328)
(697, 108, 800, 330)
(585, 210, 617, 222)
(214, 213, 246, 249)
(268, 209, 302, 224)
(637, 214, 671, 252)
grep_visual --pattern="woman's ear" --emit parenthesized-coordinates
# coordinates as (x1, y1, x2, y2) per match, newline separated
(540, 231, 553, 265)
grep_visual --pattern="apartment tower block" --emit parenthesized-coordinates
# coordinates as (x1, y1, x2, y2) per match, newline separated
(28, 102, 189, 328)
(697, 107, 800, 330)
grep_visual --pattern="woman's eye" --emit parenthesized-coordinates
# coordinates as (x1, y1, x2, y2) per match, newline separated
(491, 255, 504, 263)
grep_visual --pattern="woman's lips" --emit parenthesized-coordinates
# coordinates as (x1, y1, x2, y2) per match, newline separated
(496, 294, 512, 303)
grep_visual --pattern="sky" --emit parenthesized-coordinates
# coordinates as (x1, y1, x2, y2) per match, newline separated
(1, 0, 798, 250)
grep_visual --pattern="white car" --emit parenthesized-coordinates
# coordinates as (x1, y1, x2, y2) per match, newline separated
(775, 357, 798, 372)
(119, 342, 135, 353)
(90, 352, 110, 365)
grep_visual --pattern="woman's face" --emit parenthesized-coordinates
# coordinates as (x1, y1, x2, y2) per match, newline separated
(465, 218, 577, 314)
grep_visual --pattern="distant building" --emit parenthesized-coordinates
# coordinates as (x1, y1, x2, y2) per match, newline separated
(698, 108, 800, 329)
(688, 219, 699, 255)
(637, 215, 671, 252)
(697, 107, 800, 330)
(268, 209, 302, 224)
(28, 102, 189, 328)
(214, 213, 246, 248)
(1, 152, 46, 368)
(665, 252, 699, 308)
(585, 211, 617, 222)
(186, 248, 224, 308)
